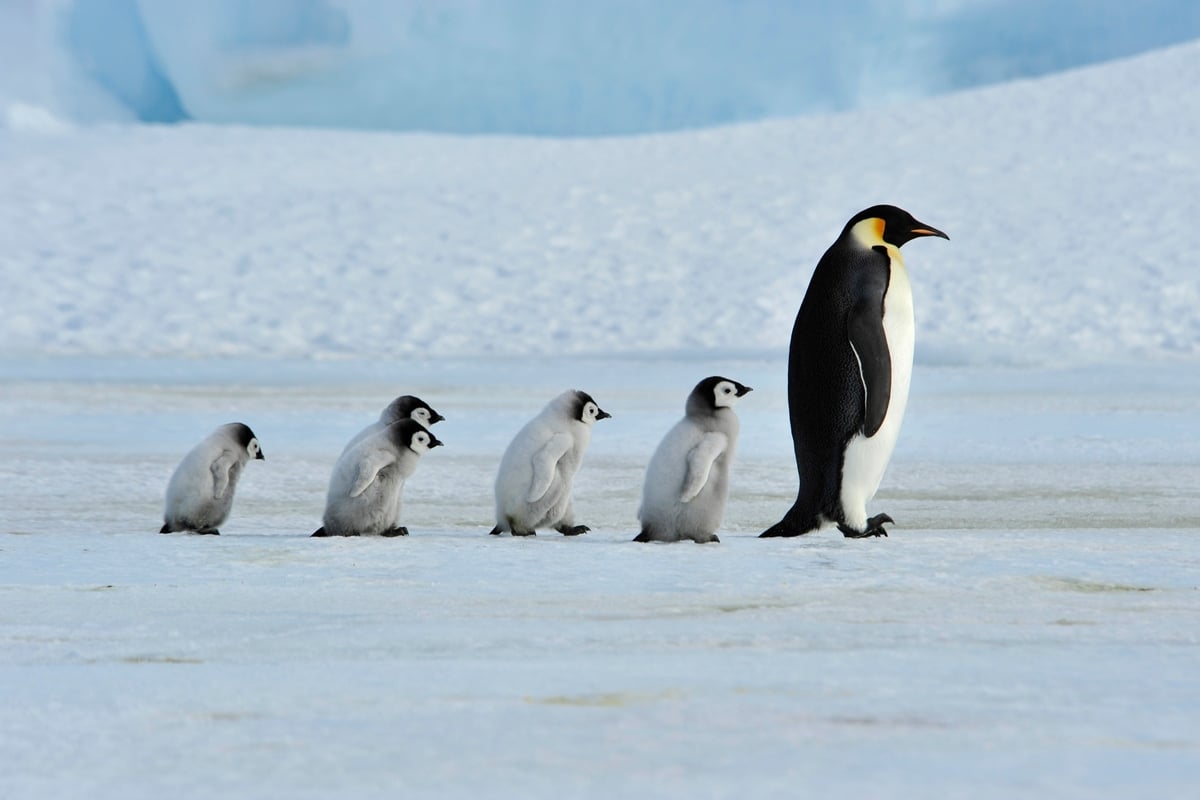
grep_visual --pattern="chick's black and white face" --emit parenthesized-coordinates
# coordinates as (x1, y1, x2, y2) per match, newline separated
(411, 407, 433, 427)
(246, 438, 263, 459)
(580, 401, 603, 425)
(713, 380, 742, 408)
(409, 430, 434, 454)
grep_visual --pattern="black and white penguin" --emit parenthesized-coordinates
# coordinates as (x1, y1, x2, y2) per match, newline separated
(313, 419, 442, 537)
(761, 205, 948, 539)
(489, 390, 611, 536)
(340, 395, 444, 456)
(160, 422, 264, 534)
(635, 376, 751, 544)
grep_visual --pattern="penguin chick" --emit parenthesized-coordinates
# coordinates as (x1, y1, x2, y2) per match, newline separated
(341, 394, 445, 456)
(313, 419, 442, 537)
(160, 423, 264, 535)
(489, 390, 610, 536)
(635, 377, 751, 543)
(761, 204, 948, 539)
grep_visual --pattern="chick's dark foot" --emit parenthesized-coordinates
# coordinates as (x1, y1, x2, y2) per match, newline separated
(556, 524, 590, 536)
(381, 526, 409, 537)
(838, 513, 894, 539)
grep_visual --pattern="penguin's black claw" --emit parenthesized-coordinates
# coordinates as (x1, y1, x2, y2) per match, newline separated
(838, 514, 894, 539)
(557, 524, 590, 536)
(381, 526, 409, 537)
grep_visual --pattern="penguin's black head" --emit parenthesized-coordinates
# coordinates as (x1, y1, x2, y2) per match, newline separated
(228, 422, 265, 460)
(844, 205, 949, 248)
(384, 395, 445, 426)
(392, 418, 443, 454)
(572, 390, 612, 425)
(689, 376, 752, 416)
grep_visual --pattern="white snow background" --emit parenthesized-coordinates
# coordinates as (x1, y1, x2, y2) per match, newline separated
(3, 11, 1200, 800)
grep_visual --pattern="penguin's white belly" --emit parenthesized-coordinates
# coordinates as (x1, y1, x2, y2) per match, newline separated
(839, 257, 914, 530)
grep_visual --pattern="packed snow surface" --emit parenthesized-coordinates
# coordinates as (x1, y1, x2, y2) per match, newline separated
(2, 357, 1199, 798)
(2, 40, 1199, 366)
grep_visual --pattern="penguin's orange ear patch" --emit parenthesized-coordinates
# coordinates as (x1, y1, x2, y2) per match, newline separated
(872, 218, 886, 240)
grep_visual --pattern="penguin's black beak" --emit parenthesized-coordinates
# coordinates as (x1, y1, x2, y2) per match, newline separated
(735, 384, 753, 397)
(597, 408, 612, 420)
(256, 450, 266, 460)
(429, 436, 444, 448)
(910, 222, 949, 241)
(430, 411, 446, 424)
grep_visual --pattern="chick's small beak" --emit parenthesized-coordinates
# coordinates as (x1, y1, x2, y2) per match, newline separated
(736, 385, 753, 397)
(429, 437, 444, 448)
(431, 412, 446, 424)
(597, 409, 612, 420)
(256, 450, 266, 460)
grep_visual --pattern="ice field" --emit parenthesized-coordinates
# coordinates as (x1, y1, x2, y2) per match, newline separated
(2, 357, 1199, 798)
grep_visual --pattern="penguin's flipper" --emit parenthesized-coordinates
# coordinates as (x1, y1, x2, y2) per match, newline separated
(348, 449, 397, 498)
(680, 433, 728, 503)
(526, 433, 573, 503)
(847, 297, 893, 438)
(210, 451, 237, 498)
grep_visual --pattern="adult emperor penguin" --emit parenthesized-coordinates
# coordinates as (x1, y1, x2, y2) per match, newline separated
(489, 390, 611, 536)
(340, 395, 444, 456)
(761, 205, 948, 539)
(635, 376, 752, 544)
(312, 419, 442, 537)
(160, 422, 264, 534)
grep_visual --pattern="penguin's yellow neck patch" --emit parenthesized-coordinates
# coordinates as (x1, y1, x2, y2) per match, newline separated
(850, 217, 886, 247)
(849, 217, 903, 263)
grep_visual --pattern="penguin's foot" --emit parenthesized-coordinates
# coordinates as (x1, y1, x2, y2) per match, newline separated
(311, 527, 329, 537)
(487, 526, 502, 536)
(158, 523, 174, 534)
(195, 528, 220, 535)
(511, 529, 537, 537)
(838, 514, 894, 539)
(381, 526, 409, 537)
(633, 530, 654, 543)
(556, 524, 590, 536)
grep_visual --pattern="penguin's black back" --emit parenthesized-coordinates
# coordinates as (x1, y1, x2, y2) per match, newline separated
(784, 236, 890, 529)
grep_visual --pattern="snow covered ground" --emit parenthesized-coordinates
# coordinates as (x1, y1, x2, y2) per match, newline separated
(4, 39, 1200, 366)
(2, 356, 1199, 798)
(2, 20, 1200, 800)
